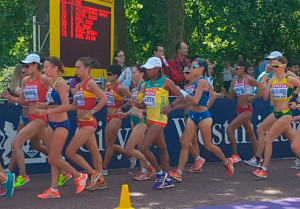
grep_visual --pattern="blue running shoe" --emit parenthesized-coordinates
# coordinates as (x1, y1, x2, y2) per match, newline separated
(2, 173, 15, 198)
(153, 172, 167, 189)
(162, 178, 174, 189)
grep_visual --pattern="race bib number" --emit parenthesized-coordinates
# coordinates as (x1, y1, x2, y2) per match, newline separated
(23, 86, 39, 102)
(270, 87, 288, 99)
(46, 88, 54, 104)
(233, 83, 245, 96)
(74, 91, 85, 106)
(105, 91, 115, 106)
(143, 91, 156, 107)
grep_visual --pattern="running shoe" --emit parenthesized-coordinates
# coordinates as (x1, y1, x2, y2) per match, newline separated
(87, 178, 107, 191)
(37, 187, 60, 199)
(224, 158, 234, 177)
(231, 155, 241, 163)
(86, 171, 101, 189)
(0, 185, 6, 197)
(188, 164, 203, 173)
(129, 157, 137, 168)
(296, 172, 300, 177)
(134, 171, 150, 181)
(147, 165, 156, 178)
(252, 169, 267, 178)
(3, 173, 15, 198)
(291, 158, 300, 169)
(161, 178, 174, 189)
(153, 172, 167, 189)
(169, 170, 182, 182)
(244, 156, 262, 168)
(14, 175, 30, 188)
(74, 173, 88, 194)
(103, 169, 108, 176)
(58, 173, 72, 187)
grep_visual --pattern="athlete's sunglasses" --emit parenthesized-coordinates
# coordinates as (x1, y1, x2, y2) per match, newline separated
(107, 72, 113, 76)
(192, 65, 200, 69)
(271, 64, 286, 68)
(183, 71, 191, 75)
(235, 66, 243, 70)
(24, 63, 33, 68)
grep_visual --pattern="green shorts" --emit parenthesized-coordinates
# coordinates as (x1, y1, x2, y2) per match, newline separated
(130, 115, 147, 126)
(270, 105, 274, 113)
(274, 109, 293, 119)
(184, 113, 189, 121)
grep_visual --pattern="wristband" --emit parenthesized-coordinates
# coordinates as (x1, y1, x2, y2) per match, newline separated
(90, 110, 95, 115)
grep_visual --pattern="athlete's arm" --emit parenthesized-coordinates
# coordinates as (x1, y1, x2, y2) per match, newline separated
(186, 79, 206, 106)
(4, 76, 28, 105)
(118, 85, 132, 99)
(40, 73, 52, 88)
(87, 80, 108, 113)
(162, 78, 184, 114)
(222, 81, 235, 100)
(69, 83, 79, 111)
(263, 78, 274, 101)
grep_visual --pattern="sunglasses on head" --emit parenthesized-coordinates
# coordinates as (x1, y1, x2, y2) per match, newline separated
(192, 65, 200, 69)
(271, 64, 285, 68)
(107, 72, 113, 76)
(235, 66, 243, 70)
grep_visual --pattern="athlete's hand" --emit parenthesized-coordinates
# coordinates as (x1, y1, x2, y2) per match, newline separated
(136, 112, 145, 119)
(130, 97, 136, 107)
(36, 102, 48, 110)
(36, 109, 48, 116)
(161, 104, 172, 115)
(83, 112, 92, 120)
(221, 87, 227, 94)
(117, 112, 128, 118)
(296, 104, 300, 110)
(292, 116, 300, 122)
(289, 102, 297, 110)
(2, 90, 10, 99)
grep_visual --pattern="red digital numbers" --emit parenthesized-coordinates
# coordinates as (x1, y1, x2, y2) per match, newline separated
(60, 0, 111, 42)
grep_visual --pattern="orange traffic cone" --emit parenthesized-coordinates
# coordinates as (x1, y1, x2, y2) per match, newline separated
(115, 184, 135, 209)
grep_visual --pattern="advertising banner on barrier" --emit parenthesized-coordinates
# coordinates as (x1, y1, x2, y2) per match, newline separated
(0, 98, 298, 174)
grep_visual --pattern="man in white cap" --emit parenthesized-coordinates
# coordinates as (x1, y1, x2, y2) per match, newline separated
(134, 57, 184, 189)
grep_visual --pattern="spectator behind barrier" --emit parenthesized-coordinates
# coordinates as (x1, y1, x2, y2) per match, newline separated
(288, 60, 299, 76)
(152, 44, 169, 77)
(113, 49, 132, 90)
(222, 61, 234, 92)
(168, 41, 190, 88)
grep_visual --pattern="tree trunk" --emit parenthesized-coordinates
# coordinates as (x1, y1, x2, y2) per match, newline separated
(167, 0, 185, 59)
(115, 0, 127, 55)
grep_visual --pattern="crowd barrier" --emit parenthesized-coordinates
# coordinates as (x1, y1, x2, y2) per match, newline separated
(0, 98, 298, 175)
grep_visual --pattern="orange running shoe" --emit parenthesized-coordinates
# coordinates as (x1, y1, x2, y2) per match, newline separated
(74, 173, 88, 194)
(86, 170, 101, 190)
(252, 169, 267, 178)
(147, 165, 156, 178)
(169, 170, 182, 182)
(37, 188, 60, 199)
(224, 158, 234, 177)
(231, 155, 241, 163)
(134, 171, 150, 181)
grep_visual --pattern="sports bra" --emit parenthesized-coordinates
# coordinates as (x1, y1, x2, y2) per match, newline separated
(132, 81, 145, 103)
(233, 76, 254, 96)
(23, 74, 47, 103)
(185, 84, 195, 96)
(192, 77, 209, 107)
(73, 78, 96, 110)
(46, 77, 63, 105)
(105, 82, 124, 109)
(270, 76, 293, 101)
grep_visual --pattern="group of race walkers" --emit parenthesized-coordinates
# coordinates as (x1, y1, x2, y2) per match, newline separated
(1, 50, 300, 200)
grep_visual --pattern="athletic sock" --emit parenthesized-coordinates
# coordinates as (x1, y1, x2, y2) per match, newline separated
(261, 166, 267, 171)
(51, 187, 58, 192)
(177, 170, 183, 175)
(225, 160, 229, 165)
(157, 170, 163, 175)
(195, 156, 201, 161)
(146, 161, 151, 166)
(142, 168, 148, 173)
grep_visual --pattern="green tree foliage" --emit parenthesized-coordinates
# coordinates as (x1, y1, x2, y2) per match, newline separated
(0, 0, 38, 67)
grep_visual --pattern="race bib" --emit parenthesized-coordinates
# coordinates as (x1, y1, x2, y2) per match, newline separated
(46, 88, 54, 104)
(105, 91, 115, 106)
(270, 86, 288, 99)
(233, 83, 245, 96)
(132, 90, 139, 102)
(74, 90, 85, 106)
(185, 86, 195, 96)
(23, 85, 39, 102)
(143, 91, 156, 107)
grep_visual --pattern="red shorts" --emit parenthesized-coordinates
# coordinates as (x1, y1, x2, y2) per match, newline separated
(28, 114, 47, 124)
(106, 114, 122, 124)
(147, 119, 167, 128)
(77, 116, 97, 129)
(236, 106, 253, 114)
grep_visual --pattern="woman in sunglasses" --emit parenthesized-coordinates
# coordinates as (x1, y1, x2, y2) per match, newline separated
(117, 64, 155, 181)
(102, 65, 132, 175)
(171, 64, 205, 173)
(3, 54, 52, 187)
(67, 57, 108, 190)
(252, 56, 300, 178)
(221, 62, 262, 163)
(169, 58, 234, 183)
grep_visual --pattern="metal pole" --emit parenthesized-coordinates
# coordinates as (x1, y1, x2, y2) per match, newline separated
(33, 16, 37, 52)
(38, 24, 41, 52)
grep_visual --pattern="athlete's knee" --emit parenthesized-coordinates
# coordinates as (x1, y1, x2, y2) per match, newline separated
(11, 140, 22, 149)
(291, 141, 300, 155)
(204, 143, 215, 152)
(48, 154, 59, 165)
(65, 147, 75, 160)
(257, 125, 265, 136)
(124, 146, 134, 156)
(226, 126, 233, 135)
(180, 138, 190, 150)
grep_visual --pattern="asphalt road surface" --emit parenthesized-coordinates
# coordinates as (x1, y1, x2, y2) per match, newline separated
(1, 158, 300, 209)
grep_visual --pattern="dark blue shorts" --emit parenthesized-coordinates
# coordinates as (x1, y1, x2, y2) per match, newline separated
(48, 119, 70, 131)
(20, 115, 30, 125)
(188, 110, 211, 125)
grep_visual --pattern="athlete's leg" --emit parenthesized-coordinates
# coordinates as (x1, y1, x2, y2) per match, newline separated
(242, 119, 258, 154)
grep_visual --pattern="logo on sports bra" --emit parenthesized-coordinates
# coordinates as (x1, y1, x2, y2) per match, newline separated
(23, 85, 39, 102)
(46, 88, 54, 104)
(143, 91, 156, 107)
(185, 86, 195, 96)
(105, 91, 115, 106)
(74, 90, 85, 106)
